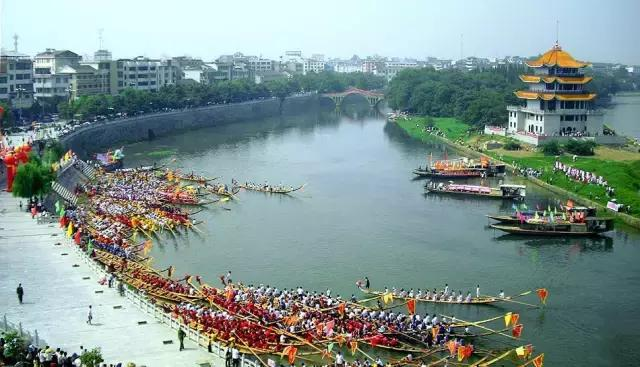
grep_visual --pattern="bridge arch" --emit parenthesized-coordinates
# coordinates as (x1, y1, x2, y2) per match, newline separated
(322, 87, 385, 110)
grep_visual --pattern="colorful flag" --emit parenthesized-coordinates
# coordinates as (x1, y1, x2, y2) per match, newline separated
(86, 239, 93, 255)
(327, 343, 334, 352)
(512, 324, 523, 338)
(515, 346, 525, 358)
(338, 302, 346, 317)
(457, 345, 465, 362)
(407, 299, 416, 315)
(511, 313, 520, 327)
(504, 312, 513, 327)
(536, 288, 549, 305)
(447, 340, 457, 356)
(336, 334, 345, 347)
(350, 341, 358, 355)
(287, 346, 297, 365)
(66, 222, 74, 238)
(532, 354, 544, 367)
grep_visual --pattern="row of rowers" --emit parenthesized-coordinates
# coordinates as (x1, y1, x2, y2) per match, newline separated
(197, 285, 470, 339)
(381, 284, 506, 302)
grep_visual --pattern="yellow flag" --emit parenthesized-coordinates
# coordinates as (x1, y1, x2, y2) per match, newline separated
(457, 346, 465, 362)
(66, 222, 74, 238)
(383, 293, 394, 304)
(504, 312, 513, 327)
(515, 346, 525, 357)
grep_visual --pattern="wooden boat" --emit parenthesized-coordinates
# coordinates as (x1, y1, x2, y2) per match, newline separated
(413, 167, 484, 178)
(491, 217, 614, 237)
(359, 288, 500, 305)
(425, 182, 525, 199)
(203, 184, 240, 198)
(174, 172, 217, 184)
(487, 206, 597, 225)
(238, 182, 305, 194)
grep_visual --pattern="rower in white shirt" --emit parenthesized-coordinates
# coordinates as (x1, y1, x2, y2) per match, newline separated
(464, 292, 472, 303)
(499, 290, 505, 298)
(476, 285, 480, 298)
(444, 284, 449, 296)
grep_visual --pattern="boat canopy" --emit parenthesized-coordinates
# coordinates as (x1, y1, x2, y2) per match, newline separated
(499, 184, 526, 189)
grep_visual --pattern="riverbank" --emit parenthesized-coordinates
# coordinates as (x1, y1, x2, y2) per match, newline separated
(0, 193, 217, 366)
(394, 116, 640, 229)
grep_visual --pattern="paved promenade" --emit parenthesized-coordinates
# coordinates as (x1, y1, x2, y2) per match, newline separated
(0, 193, 219, 366)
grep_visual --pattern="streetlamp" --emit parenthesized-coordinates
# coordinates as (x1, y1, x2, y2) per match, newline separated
(15, 87, 26, 124)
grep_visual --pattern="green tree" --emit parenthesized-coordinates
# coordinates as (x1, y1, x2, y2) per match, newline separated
(80, 348, 104, 367)
(12, 154, 55, 199)
(541, 141, 562, 156)
(2, 330, 24, 361)
(565, 139, 596, 156)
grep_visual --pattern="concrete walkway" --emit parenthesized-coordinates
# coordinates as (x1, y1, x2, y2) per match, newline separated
(0, 193, 219, 366)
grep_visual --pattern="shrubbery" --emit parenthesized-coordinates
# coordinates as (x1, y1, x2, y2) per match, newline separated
(565, 139, 596, 156)
(541, 141, 562, 155)
(503, 140, 521, 151)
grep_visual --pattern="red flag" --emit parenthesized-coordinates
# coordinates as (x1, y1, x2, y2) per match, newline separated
(287, 346, 297, 365)
(406, 299, 416, 315)
(316, 322, 324, 335)
(0, 106, 4, 118)
(74, 229, 81, 245)
(512, 324, 523, 338)
(532, 353, 544, 367)
(536, 288, 548, 305)
(464, 345, 474, 358)
(511, 313, 520, 326)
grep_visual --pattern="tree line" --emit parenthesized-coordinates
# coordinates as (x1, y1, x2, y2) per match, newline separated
(57, 72, 386, 119)
(386, 66, 639, 127)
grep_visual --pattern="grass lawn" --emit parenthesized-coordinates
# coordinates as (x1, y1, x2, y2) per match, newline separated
(495, 152, 640, 215)
(396, 116, 470, 141)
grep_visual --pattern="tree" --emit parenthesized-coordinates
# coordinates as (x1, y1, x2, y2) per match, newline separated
(565, 139, 596, 156)
(541, 141, 562, 156)
(12, 154, 55, 199)
(2, 330, 24, 361)
(80, 348, 104, 367)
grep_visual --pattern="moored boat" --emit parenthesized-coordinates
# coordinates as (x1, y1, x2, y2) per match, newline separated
(426, 182, 525, 199)
(491, 216, 614, 237)
(413, 167, 485, 178)
(487, 206, 597, 225)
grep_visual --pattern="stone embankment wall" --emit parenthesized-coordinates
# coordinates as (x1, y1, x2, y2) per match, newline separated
(60, 94, 318, 158)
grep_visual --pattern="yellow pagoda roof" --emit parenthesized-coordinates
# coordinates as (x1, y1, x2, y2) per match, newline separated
(525, 44, 590, 68)
(519, 75, 593, 84)
(514, 91, 597, 101)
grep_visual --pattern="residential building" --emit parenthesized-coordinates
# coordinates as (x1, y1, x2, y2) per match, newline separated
(33, 49, 81, 99)
(303, 57, 325, 74)
(115, 57, 179, 92)
(0, 50, 34, 108)
(383, 60, 418, 81)
(506, 44, 603, 145)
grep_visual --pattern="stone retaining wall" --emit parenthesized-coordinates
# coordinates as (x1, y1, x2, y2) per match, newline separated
(60, 94, 318, 158)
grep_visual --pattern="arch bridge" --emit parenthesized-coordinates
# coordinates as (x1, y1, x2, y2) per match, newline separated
(322, 87, 385, 109)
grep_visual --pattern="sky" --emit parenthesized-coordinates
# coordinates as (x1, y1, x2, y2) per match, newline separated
(1, 0, 639, 64)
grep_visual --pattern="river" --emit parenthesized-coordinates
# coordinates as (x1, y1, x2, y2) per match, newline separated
(125, 102, 640, 366)
(604, 93, 640, 140)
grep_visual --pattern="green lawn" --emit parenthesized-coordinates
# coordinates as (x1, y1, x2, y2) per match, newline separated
(396, 116, 470, 141)
(491, 152, 640, 215)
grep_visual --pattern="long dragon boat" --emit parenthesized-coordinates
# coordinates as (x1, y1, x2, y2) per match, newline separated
(236, 182, 305, 194)
(425, 182, 526, 200)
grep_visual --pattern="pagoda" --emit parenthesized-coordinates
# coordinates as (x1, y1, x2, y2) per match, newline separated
(506, 43, 602, 144)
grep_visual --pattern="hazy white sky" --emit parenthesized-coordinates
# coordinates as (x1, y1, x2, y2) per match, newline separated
(1, 0, 639, 64)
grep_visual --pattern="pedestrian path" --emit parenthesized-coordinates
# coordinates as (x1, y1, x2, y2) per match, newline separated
(0, 193, 220, 366)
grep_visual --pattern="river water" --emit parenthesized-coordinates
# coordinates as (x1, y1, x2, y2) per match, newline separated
(125, 104, 640, 366)
(604, 93, 640, 140)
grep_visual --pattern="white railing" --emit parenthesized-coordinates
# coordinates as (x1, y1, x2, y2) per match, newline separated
(1, 314, 47, 349)
(66, 239, 261, 367)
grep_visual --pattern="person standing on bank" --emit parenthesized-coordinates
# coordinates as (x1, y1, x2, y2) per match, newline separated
(87, 305, 93, 325)
(17, 283, 24, 304)
(178, 328, 186, 351)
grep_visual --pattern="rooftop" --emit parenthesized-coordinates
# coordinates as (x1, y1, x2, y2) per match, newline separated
(525, 44, 590, 68)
